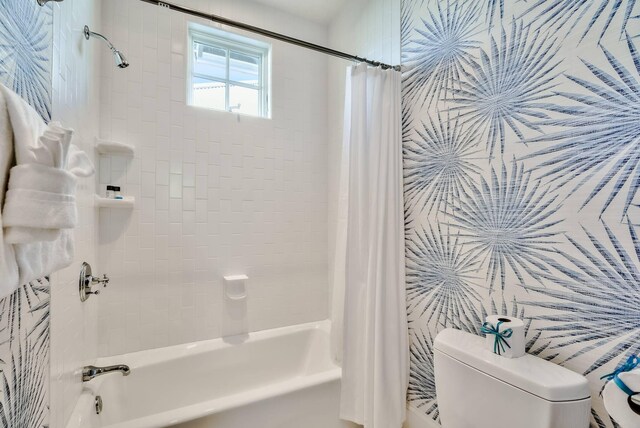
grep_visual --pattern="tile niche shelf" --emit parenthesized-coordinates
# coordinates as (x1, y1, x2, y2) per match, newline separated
(94, 137, 135, 209)
(95, 195, 135, 209)
(95, 138, 135, 156)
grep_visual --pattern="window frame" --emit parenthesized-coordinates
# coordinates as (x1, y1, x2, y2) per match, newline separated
(187, 24, 271, 118)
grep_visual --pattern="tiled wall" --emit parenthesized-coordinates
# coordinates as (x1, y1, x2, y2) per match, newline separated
(327, 0, 401, 319)
(49, 0, 102, 427)
(97, 0, 329, 357)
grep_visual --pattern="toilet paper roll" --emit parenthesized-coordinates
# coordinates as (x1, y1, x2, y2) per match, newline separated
(483, 315, 526, 359)
(603, 369, 640, 428)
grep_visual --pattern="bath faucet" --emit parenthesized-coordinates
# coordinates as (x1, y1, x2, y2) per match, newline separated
(82, 364, 131, 382)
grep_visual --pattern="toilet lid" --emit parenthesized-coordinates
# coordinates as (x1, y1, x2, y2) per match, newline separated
(435, 329, 591, 402)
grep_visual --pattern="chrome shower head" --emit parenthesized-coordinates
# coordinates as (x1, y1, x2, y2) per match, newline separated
(84, 25, 130, 69)
(113, 50, 129, 69)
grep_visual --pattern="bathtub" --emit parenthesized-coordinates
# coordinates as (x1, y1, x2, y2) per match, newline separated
(66, 320, 357, 428)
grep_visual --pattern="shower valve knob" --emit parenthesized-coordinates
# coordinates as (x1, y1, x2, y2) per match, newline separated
(92, 274, 110, 287)
(79, 262, 109, 302)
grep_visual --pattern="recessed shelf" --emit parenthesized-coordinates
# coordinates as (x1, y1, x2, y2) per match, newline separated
(95, 138, 135, 156)
(95, 195, 135, 208)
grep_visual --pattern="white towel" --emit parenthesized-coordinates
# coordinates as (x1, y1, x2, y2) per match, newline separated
(0, 88, 19, 297)
(0, 85, 48, 164)
(13, 230, 74, 286)
(0, 83, 93, 292)
(1, 104, 79, 244)
(67, 145, 95, 177)
(4, 227, 61, 244)
(41, 121, 94, 177)
(3, 164, 78, 233)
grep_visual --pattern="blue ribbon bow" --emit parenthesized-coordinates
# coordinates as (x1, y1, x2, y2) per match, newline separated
(481, 321, 513, 356)
(601, 355, 640, 397)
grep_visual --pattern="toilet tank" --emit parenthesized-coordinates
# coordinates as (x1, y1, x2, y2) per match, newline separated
(434, 329, 591, 428)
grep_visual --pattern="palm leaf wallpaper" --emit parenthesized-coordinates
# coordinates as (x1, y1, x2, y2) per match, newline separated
(0, 0, 53, 121)
(0, 1, 53, 427)
(402, 0, 640, 426)
(447, 20, 563, 158)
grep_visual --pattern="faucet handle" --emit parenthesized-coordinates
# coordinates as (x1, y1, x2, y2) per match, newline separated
(99, 274, 110, 287)
(91, 274, 110, 287)
(79, 263, 110, 302)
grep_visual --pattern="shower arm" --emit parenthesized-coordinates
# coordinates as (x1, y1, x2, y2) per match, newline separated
(84, 26, 117, 52)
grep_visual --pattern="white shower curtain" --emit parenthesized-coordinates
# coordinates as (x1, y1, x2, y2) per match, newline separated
(332, 63, 408, 428)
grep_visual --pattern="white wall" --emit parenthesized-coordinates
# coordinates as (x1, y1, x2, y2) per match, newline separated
(327, 0, 401, 315)
(96, 0, 329, 357)
(49, 0, 102, 427)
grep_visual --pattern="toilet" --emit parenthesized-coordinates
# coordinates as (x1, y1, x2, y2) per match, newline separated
(434, 329, 592, 428)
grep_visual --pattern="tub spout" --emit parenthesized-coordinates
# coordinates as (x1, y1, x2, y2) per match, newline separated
(82, 364, 131, 382)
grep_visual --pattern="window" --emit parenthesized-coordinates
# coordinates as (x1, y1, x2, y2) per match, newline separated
(188, 24, 270, 118)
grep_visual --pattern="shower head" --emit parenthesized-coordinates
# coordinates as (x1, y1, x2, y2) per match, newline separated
(113, 50, 129, 69)
(84, 25, 129, 69)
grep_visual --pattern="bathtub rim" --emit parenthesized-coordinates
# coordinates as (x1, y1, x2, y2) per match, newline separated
(96, 318, 333, 369)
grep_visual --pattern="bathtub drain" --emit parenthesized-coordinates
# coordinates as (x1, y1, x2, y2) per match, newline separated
(95, 396, 103, 415)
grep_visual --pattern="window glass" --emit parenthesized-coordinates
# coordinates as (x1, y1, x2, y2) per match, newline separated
(229, 50, 260, 85)
(188, 26, 269, 118)
(192, 77, 226, 111)
(193, 42, 227, 80)
(229, 84, 260, 116)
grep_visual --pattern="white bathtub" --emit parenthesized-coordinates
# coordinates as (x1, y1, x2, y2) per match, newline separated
(66, 320, 357, 428)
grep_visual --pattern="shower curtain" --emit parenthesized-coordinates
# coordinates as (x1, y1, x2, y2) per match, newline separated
(332, 63, 408, 428)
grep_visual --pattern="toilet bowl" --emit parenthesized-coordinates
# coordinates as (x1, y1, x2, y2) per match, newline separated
(434, 329, 591, 428)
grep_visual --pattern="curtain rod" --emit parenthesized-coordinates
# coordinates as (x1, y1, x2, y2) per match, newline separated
(138, 0, 401, 71)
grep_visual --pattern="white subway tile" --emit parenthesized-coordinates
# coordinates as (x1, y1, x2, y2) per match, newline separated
(95, 0, 335, 365)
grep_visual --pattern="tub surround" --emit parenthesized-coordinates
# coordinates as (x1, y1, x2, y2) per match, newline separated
(97, 0, 330, 357)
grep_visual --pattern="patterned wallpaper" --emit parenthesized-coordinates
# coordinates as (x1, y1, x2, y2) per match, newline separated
(401, 0, 639, 427)
(0, 0, 53, 426)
